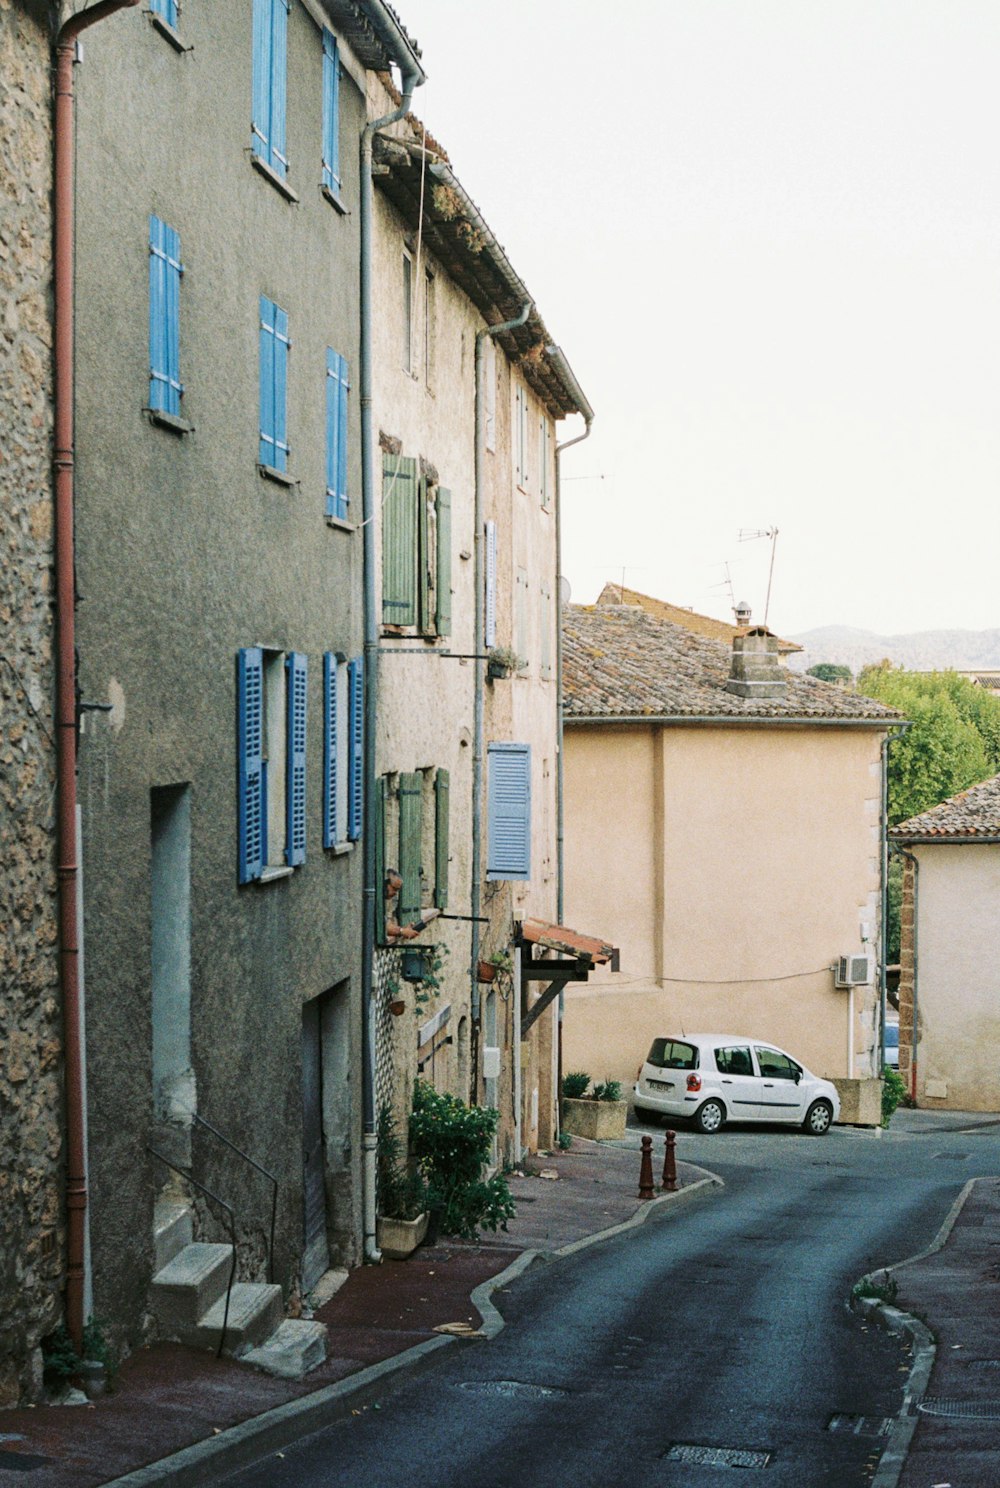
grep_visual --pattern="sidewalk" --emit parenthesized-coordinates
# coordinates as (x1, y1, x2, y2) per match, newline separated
(0, 1139, 714, 1488)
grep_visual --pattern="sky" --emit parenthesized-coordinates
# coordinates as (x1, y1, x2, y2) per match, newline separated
(395, 1, 1000, 638)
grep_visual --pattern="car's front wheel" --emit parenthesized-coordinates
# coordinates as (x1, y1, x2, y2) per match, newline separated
(803, 1099, 833, 1136)
(633, 1105, 661, 1126)
(693, 1098, 725, 1135)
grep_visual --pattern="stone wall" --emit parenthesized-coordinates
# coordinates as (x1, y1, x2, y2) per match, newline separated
(897, 855, 914, 1095)
(0, 0, 63, 1406)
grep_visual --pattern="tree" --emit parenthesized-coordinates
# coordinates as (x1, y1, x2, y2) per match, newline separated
(857, 663, 1000, 826)
(806, 662, 852, 685)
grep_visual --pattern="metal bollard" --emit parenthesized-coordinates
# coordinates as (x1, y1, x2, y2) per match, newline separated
(638, 1133, 655, 1200)
(661, 1129, 677, 1192)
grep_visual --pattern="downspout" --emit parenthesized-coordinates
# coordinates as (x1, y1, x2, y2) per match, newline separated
(360, 65, 424, 1263)
(53, 0, 141, 1356)
(472, 304, 530, 1113)
(551, 372, 592, 1137)
(898, 847, 920, 1101)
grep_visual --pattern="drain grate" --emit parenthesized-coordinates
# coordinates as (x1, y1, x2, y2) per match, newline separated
(931, 1152, 970, 1161)
(919, 1396, 1000, 1420)
(967, 1360, 1000, 1371)
(456, 1379, 566, 1400)
(827, 1414, 893, 1437)
(663, 1444, 771, 1469)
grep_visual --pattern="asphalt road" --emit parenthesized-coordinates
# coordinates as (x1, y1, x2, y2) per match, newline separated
(221, 1110, 1000, 1488)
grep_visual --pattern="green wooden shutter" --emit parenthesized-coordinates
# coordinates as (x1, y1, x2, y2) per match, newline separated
(382, 454, 418, 626)
(418, 476, 432, 634)
(435, 487, 452, 637)
(434, 768, 449, 909)
(398, 772, 423, 922)
(375, 776, 387, 944)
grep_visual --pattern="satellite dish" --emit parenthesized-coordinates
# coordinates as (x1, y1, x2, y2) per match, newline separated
(559, 576, 572, 605)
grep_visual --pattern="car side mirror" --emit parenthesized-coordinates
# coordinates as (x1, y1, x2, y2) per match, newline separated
(794, 1070, 801, 1084)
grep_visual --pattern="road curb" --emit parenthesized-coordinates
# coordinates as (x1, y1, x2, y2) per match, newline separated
(102, 1169, 723, 1486)
(851, 1177, 978, 1488)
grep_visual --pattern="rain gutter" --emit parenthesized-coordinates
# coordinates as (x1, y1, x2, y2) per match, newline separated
(564, 714, 900, 729)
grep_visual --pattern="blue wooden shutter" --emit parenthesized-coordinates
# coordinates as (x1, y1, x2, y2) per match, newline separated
(237, 648, 264, 883)
(252, 0, 288, 177)
(484, 519, 498, 648)
(259, 296, 290, 471)
(321, 29, 340, 193)
(382, 454, 418, 625)
(149, 216, 182, 415)
(347, 656, 363, 841)
(270, 0, 289, 176)
(326, 349, 349, 519)
(435, 487, 452, 637)
(323, 652, 338, 848)
(487, 743, 531, 881)
(285, 652, 307, 866)
(151, 0, 179, 28)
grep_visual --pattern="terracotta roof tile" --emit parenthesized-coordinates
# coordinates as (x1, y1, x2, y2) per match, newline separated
(562, 604, 901, 724)
(890, 773, 1000, 840)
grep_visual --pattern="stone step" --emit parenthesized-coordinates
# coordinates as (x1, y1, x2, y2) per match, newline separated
(243, 1319, 329, 1379)
(153, 1199, 193, 1272)
(184, 1283, 284, 1355)
(151, 1243, 233, 1330)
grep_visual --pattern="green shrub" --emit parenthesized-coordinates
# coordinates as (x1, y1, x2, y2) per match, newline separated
(409, 1080, 515, 1239)
(41, 1324, 81, 1387)
(561, 1071, 590, 1099)
(377, 1104, 428, 1221)
(882, 1068, 908, 1127)
(593, 1080, 622, 1103)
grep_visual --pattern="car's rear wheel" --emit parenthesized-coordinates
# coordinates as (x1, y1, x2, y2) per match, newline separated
(633, 1105, 660, 1126)
(804, 1099, 833, 1136)
(693, 1098, 725, 1135)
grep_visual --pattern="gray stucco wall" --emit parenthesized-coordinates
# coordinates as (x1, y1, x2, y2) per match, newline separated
(0, 0, 63, 1405)
(72, 3, 366, 1343)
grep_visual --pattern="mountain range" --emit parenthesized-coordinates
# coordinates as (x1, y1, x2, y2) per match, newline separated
(786, 625, 1000, 677)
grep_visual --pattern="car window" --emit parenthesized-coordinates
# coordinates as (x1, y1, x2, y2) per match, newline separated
(715, 1045, 754, 1077)
(755, 1046, 800, 1080)
(646, 1038, 698, 1071)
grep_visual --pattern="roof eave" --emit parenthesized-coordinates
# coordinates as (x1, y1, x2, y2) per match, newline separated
(563, 713, 899, 729)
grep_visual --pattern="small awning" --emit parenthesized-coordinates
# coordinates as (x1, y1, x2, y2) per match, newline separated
(516, 920, 619, 1035)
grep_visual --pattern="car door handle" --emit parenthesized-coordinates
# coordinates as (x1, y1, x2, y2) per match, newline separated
(721, 1078, 733, 1084)
(763, 1082, 774, 1087)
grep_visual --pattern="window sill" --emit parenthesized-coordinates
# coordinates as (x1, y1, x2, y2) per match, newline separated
(329, 841, 354, 857)
(147, 11, 190, 50)
(258, 463, 297, 488)
(322, 184, 349, 215)
(258, 865, 295, 884)
(251, 154, 299, 203)
(326, 515, 356, 533)
(146, 408, 193, 435)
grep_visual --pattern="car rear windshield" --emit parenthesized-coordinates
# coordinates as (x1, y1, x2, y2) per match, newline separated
(645, 1038, 699, 1071)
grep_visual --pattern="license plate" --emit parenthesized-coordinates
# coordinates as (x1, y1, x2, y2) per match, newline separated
(647, 1078, 673, 1091)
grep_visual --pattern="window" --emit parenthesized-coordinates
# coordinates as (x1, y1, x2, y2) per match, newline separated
(487, 742, 531, 881)
(149, 216, 182, 417)
(514, 566, 529, 670)
(484, 520, 497, 648)
(755, 1047, 801, 1081)
(514, 384, 529, 489)
(381, 453, 451, 636)
(326, 349, 349, 519)
(238, 647, 306, 883)
(150, 0, 179, 30)
(423, 270, 434, 387)
(380, 766, 450, 936)
(539, 580, 553, 681)
(321, 29, 340, 196)
(252, 0, 290, 179)
(539, 416, 551, 510)
(716, 1045, 754, 1077)
(323, 653, 362, 847)
(402, 252, 413, 373)
(484, 337, 496, 452)
(259, 296, 290, 474)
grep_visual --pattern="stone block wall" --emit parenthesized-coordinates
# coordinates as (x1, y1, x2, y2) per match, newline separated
(896, 855, 915, 1096)
(0, 0, 63, 1406)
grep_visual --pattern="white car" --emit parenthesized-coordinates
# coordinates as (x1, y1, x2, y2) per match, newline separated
(633, 1033, 841, 1136)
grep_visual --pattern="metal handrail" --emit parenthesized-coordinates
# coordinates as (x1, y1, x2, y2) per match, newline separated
(188, 1111, 279, 1286)
(148, 1147, 236, 1359)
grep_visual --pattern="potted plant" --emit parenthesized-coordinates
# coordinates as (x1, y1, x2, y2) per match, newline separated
(486, 646, 523, 681)
(477, 949, 511, 983)
(560, 1073, 628, 1141)
(376, 1106, 429, 1260)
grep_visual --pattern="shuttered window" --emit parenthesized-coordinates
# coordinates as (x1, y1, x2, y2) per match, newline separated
(252, 0, 289, 178)
(348, 657, 363, 841)
(539, 417, 551, 510)
(487, 742, 531, 881)
(434, 768, 450, 909)
(149, 216, 182, 416)
(435, 487, 452, 637)
(484, 520, 498, 648)
(398, 772, 423, 921)
(382, 453, 418, 626)
(237, 648, 264, 883)
(259, 296, 290, 472)
(326, 349, 349, 519)
(321, 29, 340, 194)
(322, 654, 344, 848)
(375, 777, 387, 943)
(285, 653, 307, 866)
(539, 581, 553, 681)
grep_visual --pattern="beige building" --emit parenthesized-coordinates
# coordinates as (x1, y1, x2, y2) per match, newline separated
(561, 599, 901, 1121)
(892, 775, 1000, 1112)
(368, 78, 594, 1160)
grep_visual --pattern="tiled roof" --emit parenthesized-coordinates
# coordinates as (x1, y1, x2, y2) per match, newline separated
(562, 604, 901, 723)
(596, 584, 802, 654)
(890, 774, 1000, 840)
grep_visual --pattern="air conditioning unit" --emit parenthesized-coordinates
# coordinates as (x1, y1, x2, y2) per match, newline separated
(835, 954, 874, 989)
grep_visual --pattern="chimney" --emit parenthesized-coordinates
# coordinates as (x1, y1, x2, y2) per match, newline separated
(733, 598, 752, 627)
(725, 626, 787, 699)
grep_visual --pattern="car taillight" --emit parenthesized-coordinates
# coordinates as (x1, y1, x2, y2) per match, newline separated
(687, 1073, 701, 1092)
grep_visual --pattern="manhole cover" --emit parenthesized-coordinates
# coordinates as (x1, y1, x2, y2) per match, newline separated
(663, 1444, 771, 1469)
(919, 1397, 1000, 1420)
(456, 1379, 566, 1400)
(827, 1414, 893, 1436)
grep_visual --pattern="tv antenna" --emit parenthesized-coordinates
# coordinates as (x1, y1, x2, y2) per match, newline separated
(709, 562, 737, 613)
(738, 526, 779, 628)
